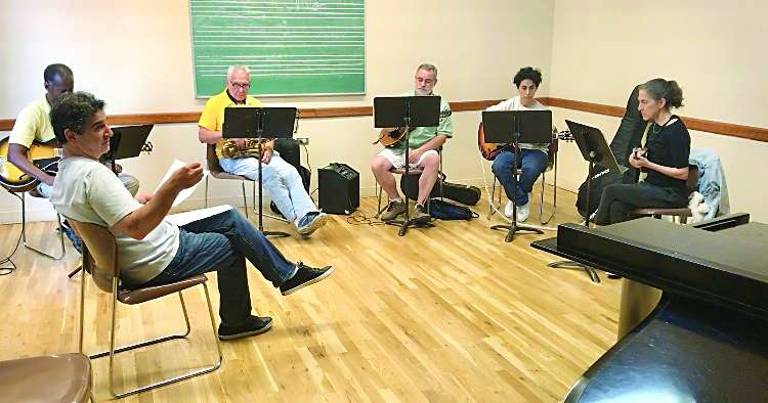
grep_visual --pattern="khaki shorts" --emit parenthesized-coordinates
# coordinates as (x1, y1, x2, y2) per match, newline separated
(377, 148, 438, 170)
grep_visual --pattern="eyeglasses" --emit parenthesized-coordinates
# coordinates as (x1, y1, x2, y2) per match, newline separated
(229, 81, 250, 90)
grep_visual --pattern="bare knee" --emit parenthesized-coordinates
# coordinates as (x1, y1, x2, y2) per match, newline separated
(420, 153, 439, 172)
(370, 156, 392, 174)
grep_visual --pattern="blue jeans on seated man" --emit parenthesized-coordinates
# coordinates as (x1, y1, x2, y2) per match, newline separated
(220, 151, 325, 234)
(141, 208, 298, 326)
(491, 149, 549, 206)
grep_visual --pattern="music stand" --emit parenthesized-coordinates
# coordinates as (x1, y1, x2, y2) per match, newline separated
(374, 96, 440, 236)
(223, 107, 297, 238)
(103, 125, 154, 171)
(547, 120, 626, 283)
(483, 110, 551, 242)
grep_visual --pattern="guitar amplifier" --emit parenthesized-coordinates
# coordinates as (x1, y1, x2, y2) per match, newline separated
(318, 163, 359, 215)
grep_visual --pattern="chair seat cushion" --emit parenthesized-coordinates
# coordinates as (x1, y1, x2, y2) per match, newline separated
(119, 274, 207, 305)
(0, 353, 92, 403)
(210, 171, 249, 181)
(390, 167, 423, 175)
(634, 207, 692, 217)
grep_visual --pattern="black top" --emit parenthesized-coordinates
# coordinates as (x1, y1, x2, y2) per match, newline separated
(643, 115, 690, 192)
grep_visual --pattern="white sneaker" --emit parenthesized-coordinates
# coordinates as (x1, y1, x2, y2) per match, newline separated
(517, 201, 530, 222)
(504, 201, 515, 218)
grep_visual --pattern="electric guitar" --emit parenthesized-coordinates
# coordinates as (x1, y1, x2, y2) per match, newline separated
(477, 122, 574, 160)
(0, 137, 59, 191)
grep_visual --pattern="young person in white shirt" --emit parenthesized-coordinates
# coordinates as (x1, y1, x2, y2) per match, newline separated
(486, 67, 549, 222)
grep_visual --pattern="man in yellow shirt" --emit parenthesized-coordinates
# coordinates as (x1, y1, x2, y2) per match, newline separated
(198, 65, 326, 237)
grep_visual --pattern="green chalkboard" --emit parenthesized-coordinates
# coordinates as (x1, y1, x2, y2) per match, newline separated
(190, 0, 365, 97)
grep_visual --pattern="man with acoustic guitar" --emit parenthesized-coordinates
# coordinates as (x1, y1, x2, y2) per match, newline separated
(371, 63, 453, 222)
(4, 64, 140, 251)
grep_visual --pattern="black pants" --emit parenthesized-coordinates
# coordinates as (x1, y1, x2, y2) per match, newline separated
(593, 182, 687, 225)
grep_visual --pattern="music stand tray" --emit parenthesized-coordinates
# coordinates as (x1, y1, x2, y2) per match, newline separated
(223, 107, 297, 139)
(106, 125, 153, 161)
(565, 120, 626, 176)
(482, 110, 552, 144)
(374, 96, 440, 129)
(373, 96, 441, 236)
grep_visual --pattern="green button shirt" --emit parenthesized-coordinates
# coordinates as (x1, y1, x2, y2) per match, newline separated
(390, 91, 453, 152)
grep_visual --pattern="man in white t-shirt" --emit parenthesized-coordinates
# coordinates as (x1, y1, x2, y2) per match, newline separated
(50, 92, 334, 340)
(486, 67, 550, 222)
(6, 63, 139, 251)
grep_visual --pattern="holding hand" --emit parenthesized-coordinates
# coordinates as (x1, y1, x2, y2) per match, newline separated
(261, 148, 273, 164)
(408, 148, 423, 164)
(171, 162, 204, 189)
(629, 148, 647, 169)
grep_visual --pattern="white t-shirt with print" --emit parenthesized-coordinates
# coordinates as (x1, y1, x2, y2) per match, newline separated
(51, 156, 179, 286)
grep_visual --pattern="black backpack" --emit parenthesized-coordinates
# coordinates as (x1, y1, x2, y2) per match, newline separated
(428, 199, 478, 220)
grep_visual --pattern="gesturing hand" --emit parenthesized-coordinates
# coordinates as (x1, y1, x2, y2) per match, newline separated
(171, 162, 204, 189)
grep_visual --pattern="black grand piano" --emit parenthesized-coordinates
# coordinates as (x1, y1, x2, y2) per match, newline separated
(532, 213, 768, 402)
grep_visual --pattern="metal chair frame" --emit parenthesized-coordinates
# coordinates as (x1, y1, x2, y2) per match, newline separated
(74, 221, 223, 399)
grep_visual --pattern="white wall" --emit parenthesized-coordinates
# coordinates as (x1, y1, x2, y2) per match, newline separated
(0, 0, 555, 222)
(548, 0, 768, 221)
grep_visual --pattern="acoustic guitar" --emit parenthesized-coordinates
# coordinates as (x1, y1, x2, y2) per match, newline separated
(0, 137, 58, 191)
(477, 122, 574, 160)
(374, 127, 414, 148)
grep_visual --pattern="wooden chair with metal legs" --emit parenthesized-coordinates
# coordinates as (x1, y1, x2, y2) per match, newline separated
(488, 138, 559, 224)
(204, 144, 288, 223)
(632, 166, 700, 224)
(0, 353, 93, 402)
(0, 180, 66, 260)
(69, 220, 223, 399)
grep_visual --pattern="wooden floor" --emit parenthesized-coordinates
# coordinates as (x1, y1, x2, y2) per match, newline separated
(0, 187, 621, 402)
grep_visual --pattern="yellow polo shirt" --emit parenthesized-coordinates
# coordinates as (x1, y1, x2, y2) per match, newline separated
(198, 90, 264, 159)
(9, 95, 56, 148)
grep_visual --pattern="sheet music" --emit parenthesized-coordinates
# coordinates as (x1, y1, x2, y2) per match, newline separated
(166, 205, 232, 227)
(155, 160, 209, 208)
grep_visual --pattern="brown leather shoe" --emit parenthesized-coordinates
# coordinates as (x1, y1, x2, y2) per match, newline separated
(380, 200, 406, 221)
(411, 204, 431, 223)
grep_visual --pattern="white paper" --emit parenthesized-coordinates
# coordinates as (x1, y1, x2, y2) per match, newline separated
(166, 205, 232, 227)
(155, 159, 209, 208)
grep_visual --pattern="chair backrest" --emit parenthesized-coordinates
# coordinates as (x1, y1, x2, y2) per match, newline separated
(206, 144, 224, 175)
(68, 220, 119, 293)
(686, 165, 700, 194)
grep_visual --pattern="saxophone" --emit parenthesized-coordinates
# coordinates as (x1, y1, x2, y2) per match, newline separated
(221, 138, 271, 159)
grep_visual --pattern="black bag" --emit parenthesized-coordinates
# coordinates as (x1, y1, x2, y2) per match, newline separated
(400, 173, 481, 206)
(428, 199, 478, 220)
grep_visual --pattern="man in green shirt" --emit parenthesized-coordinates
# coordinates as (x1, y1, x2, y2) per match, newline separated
(371, 63, 453, 222)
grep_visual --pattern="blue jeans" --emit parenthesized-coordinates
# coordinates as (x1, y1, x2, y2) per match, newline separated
(220, 152, 317, 225)
(491, 149, 549, 206)
(141, 209, 296, 326)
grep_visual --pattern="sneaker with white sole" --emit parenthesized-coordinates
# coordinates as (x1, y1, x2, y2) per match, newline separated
(517, 201, 530, 222)
(279, 263, 334, 296)
(504, 200, 515, 218)
(297, 211, 328, 236)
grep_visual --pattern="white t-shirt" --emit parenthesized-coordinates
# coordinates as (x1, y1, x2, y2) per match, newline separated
(51, 157, 179, 286)
(486, 95, 549, 152)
